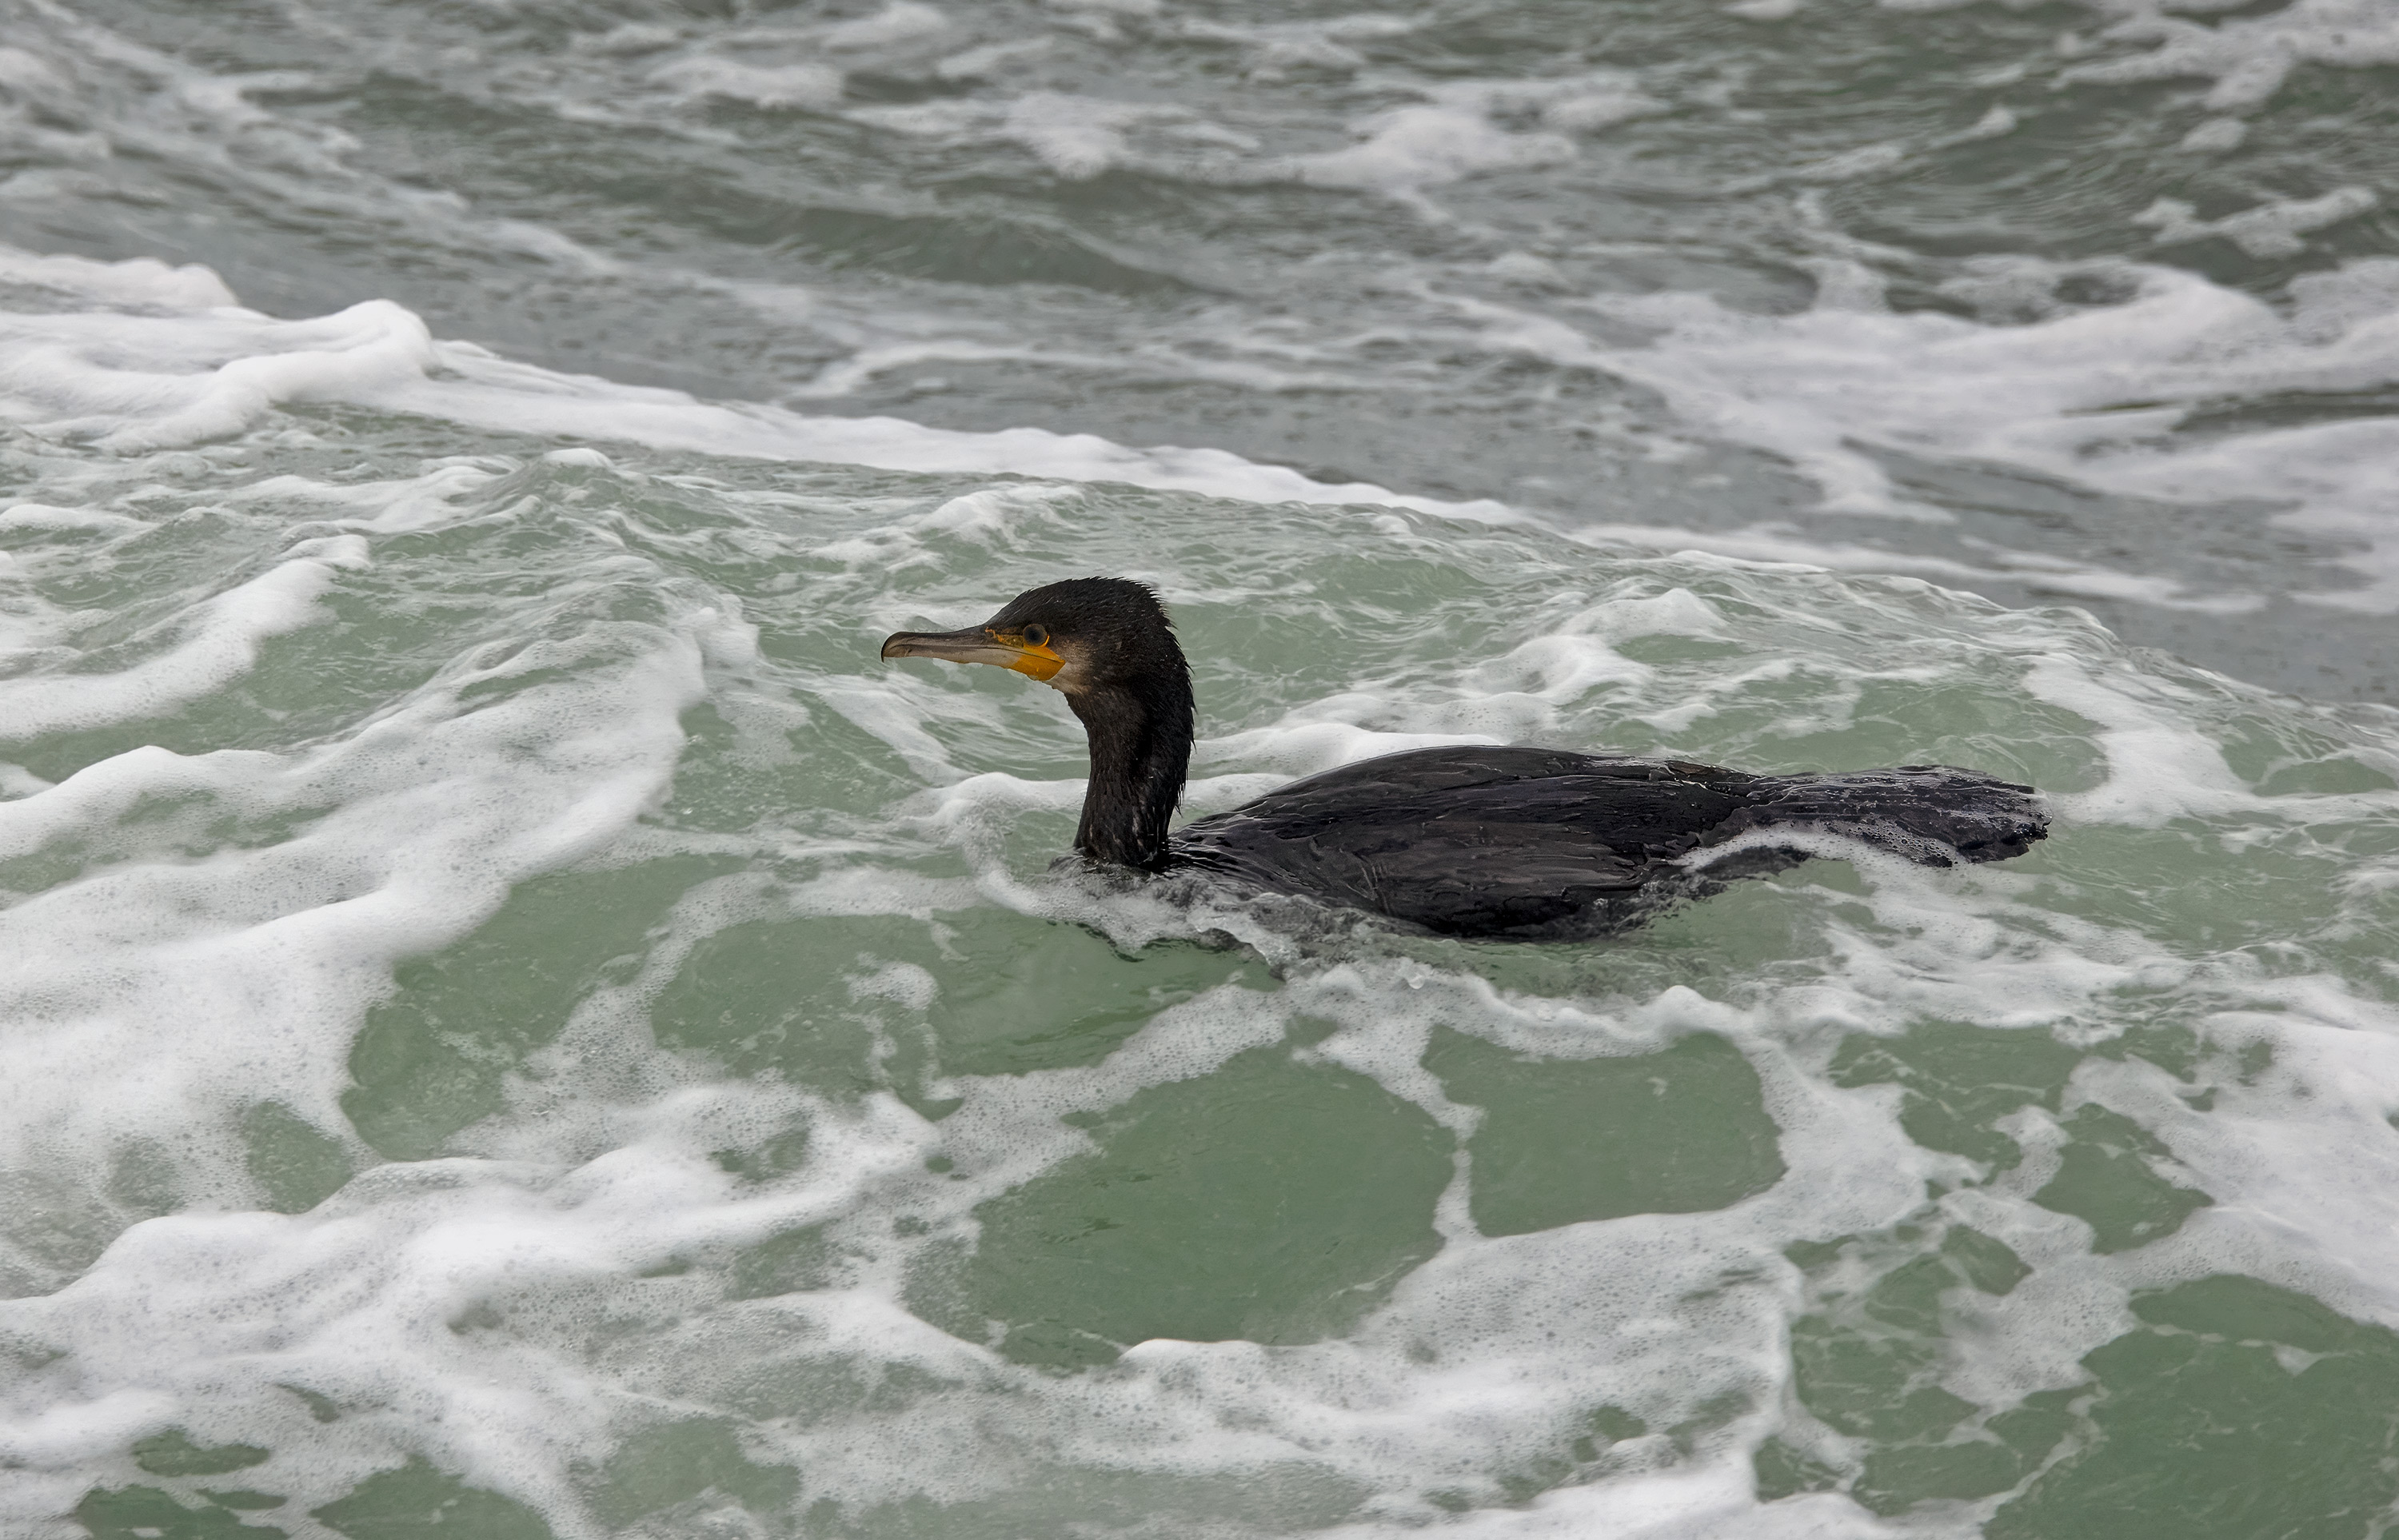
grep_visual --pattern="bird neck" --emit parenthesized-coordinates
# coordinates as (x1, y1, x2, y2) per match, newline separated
(1067, 672, 1194, 872)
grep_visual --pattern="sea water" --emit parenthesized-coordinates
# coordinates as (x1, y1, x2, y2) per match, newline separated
(2, 2, 2398, 1536)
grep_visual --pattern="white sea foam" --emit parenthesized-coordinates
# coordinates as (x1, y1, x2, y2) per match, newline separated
(648, 57, 844, 111)
(2, 36, 2399, 1508)
(1173, 13, 1419, 78)
(0, 535, 365, 736)
(1450, 256, 2399, 612)
(0, 0, 2397, 1527)
(2134, 186, 2381, 261)
(994, 91, 1204, 179)
(1273, 73, 1663, 198)
(0, 246, 236, 312)
(2179, 115, 2247, 152)
(1282, 103, 1577, 194)
(2058, 0, 2399, 113)
(846, 57, 1659, 198)
(824, 1, 952, 51)
(23, 0, 2385, 655)
(0, 621, 717, 1161)
(0, 430, 2389, 1538)
(0, 245, 1513, 522)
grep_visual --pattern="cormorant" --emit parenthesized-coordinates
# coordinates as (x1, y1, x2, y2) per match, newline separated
(880, 577, 2047, 939)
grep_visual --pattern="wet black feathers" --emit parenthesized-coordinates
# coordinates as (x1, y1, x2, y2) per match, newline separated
(891, 578, 2048, 939)
(1168, 746, 2046, 938)
(995, 580, 1195, 872)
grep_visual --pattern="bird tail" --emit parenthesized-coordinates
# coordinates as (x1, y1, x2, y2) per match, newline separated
(1706, 765, 2048, 869)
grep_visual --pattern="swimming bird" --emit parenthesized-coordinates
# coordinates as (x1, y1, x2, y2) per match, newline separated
(880, 577, 2047, 939)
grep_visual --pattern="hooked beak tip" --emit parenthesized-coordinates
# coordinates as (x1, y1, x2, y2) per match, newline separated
(877, 627, 1067, 683)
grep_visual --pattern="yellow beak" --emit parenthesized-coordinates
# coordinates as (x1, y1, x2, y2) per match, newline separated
(879, 626, 1065, 682)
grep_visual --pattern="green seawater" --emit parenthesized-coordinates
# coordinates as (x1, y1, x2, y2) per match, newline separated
(0, 413, 2389, 1537)
(6, 0, 2399, 1534)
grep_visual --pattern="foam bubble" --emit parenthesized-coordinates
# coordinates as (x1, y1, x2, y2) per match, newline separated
(1175, 13, 1418, 79)
(2134, 186, 2380, 260)
(823, 1, 952, 51)
(1271, 74, 1663, 200)
(648, 57, 844, 111)
(2179, 116, 2247, 152)
(1284, 105, 1575, 193)
(1000, 92, 1192, 180)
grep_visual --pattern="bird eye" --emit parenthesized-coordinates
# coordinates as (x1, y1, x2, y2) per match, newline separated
(1022, 624, 1049, 647)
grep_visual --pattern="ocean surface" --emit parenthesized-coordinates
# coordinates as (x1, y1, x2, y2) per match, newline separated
(2, 1, 2398, 1536)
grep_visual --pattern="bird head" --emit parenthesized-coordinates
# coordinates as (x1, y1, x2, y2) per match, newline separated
(879, 577, 1181, 699)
